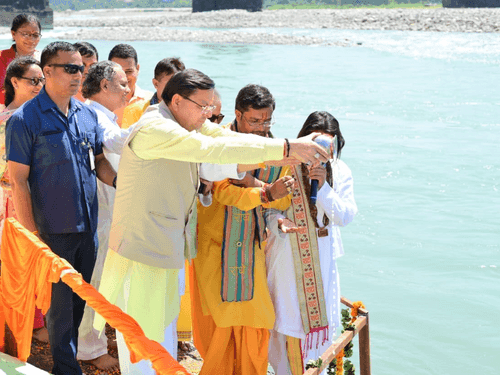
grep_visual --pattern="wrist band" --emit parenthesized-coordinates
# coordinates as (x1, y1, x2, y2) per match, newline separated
(260, 187, 269, 204)
(265, 183, 275, 202)
(284, 138, 291, 158)
(113, 175, 117, 189)
(258, 163, 266, 170)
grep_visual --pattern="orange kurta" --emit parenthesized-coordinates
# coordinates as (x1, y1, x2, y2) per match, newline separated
(192, 169, 291, 375)
(194, 169, 291, 330)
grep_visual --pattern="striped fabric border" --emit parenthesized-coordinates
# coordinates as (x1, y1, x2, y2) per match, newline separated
(220, 165, 281, 302)
(288, 166, 329, 337)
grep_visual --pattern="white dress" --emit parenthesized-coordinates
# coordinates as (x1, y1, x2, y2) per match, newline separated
(265, 159, 357, 374)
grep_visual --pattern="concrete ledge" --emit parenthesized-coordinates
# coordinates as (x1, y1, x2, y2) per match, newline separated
(0, 352, 51, 374)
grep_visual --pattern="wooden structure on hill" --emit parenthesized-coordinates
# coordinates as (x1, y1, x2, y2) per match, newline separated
(443, 0, 500, 6)
(0, 0, 53, 29)
(192, 0, 263, 12)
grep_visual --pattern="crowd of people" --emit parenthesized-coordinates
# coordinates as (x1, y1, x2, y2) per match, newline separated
(0, 13, 357, 375)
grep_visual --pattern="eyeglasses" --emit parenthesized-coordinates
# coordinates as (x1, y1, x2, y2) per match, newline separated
(208, 113, 225, 124)
(18, 76, 45, 86)
(242, 115, 274, 129)
(17, 31, 42, 40)
(183, 96, 216, 116)
(48, 64, 85, 75)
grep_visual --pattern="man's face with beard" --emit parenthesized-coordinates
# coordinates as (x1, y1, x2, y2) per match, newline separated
(235, 106, 274, 137)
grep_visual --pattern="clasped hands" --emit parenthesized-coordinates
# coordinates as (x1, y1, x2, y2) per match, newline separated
(229, 174, 295, 201)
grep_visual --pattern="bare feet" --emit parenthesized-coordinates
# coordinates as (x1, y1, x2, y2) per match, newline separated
(107, 337, 117, 349)
(32, 326, 49, 343)
(83, 353, 119, 371)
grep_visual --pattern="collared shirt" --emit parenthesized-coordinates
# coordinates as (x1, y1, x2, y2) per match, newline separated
(88, 100, 126, 217)
(6, 87, 103, 234)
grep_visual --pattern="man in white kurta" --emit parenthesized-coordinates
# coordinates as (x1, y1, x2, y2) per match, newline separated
(76, 61, 131, 371)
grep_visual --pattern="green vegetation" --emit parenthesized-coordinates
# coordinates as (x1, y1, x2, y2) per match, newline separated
(49, 0, 441, 11)
(49, 0, 191, 12)
(263, 0, 442, 9)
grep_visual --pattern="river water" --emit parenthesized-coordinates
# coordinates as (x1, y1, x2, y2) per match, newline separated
(1, 28, 498, 375)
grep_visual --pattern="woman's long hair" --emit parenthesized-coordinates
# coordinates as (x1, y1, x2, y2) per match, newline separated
(297, 111, 345, 229)
(4, 56, 40, 107)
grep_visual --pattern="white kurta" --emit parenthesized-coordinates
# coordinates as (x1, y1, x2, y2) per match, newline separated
(77, 100, 130, 361)
(265, 159, 357, 373)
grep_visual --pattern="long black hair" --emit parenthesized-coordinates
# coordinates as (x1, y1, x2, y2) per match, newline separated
(4, 56, 40, 107)
(297, 111, 345, 229)
(297, 111, 344, 159)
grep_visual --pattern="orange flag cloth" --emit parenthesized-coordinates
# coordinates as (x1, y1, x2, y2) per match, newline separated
(0, 218, 67, 361)
(0, 218, 188, 374)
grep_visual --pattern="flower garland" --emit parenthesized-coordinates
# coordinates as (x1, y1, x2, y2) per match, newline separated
(305, 301, 365, 375)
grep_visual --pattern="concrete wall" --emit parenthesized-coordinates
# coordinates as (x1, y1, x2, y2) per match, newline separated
(192, 0, 263, 12)
(0, 0, 53, 29)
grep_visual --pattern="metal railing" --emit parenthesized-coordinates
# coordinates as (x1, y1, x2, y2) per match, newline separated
(304, 296, 371, 375)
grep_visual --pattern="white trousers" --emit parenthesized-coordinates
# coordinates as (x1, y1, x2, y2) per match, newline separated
(76, 308, 108, 360)
(268, 330, 293, 375)
(76, 220, 111, 361)
(269, 330, 331, 375)
(116, 317, 178, 375)
(112, 259, 179, 375)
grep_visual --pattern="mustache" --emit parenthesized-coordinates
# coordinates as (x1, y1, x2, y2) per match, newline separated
(253, 131, 269, 137)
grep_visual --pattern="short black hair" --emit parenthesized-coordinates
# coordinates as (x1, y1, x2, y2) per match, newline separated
(82, 60, 120, 99)
(235, 84, 276, 113)
(11, 14, 41, 33)
(162, 69, 215, 104)
(3, 56, 40, 107)
(73, 41, 99, 60)
(40, 41, 78, 69)
(154, 57, 185, 80)
(108, 44, 138, 66)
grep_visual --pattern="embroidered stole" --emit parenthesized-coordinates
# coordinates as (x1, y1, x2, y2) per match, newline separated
(221, 166, 282, 302)
(288, 165, 329, 350)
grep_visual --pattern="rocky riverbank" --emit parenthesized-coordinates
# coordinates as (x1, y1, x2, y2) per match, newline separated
(51, 8, 500, 46)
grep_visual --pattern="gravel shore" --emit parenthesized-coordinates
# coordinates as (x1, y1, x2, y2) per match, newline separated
(51, 8, 500, 46)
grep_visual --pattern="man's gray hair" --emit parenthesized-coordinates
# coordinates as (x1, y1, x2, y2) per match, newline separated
(82, 60, 121, 99)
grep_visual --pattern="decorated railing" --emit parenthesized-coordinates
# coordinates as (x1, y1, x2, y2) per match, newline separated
(304, 297, 370, 375)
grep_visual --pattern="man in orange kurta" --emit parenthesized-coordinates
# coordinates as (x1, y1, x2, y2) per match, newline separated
(192, 84, 294, 375)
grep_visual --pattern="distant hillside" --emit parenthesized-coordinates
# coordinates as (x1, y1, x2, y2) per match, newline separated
(48, 0, 438, 11)
(49, 0, 191, 11)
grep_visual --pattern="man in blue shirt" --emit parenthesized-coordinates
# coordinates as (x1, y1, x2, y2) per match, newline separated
(6, 41, 117, 375)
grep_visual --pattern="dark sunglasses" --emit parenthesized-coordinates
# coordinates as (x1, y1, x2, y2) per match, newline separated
(208, 113, 225, 124)
(18, 76, 45, 86)
(48, 64, 85, 75)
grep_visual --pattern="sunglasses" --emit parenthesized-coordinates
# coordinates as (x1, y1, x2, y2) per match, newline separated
(48, 64, 85, 75)
(18, 76, 45, 86)
(208, 114, 225, 124)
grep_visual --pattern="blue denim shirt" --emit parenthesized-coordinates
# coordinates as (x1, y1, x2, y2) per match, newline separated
(6, 87, 103, 234)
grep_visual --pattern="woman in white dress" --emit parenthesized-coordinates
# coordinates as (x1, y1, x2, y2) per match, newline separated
(266, 111, 358, 375)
